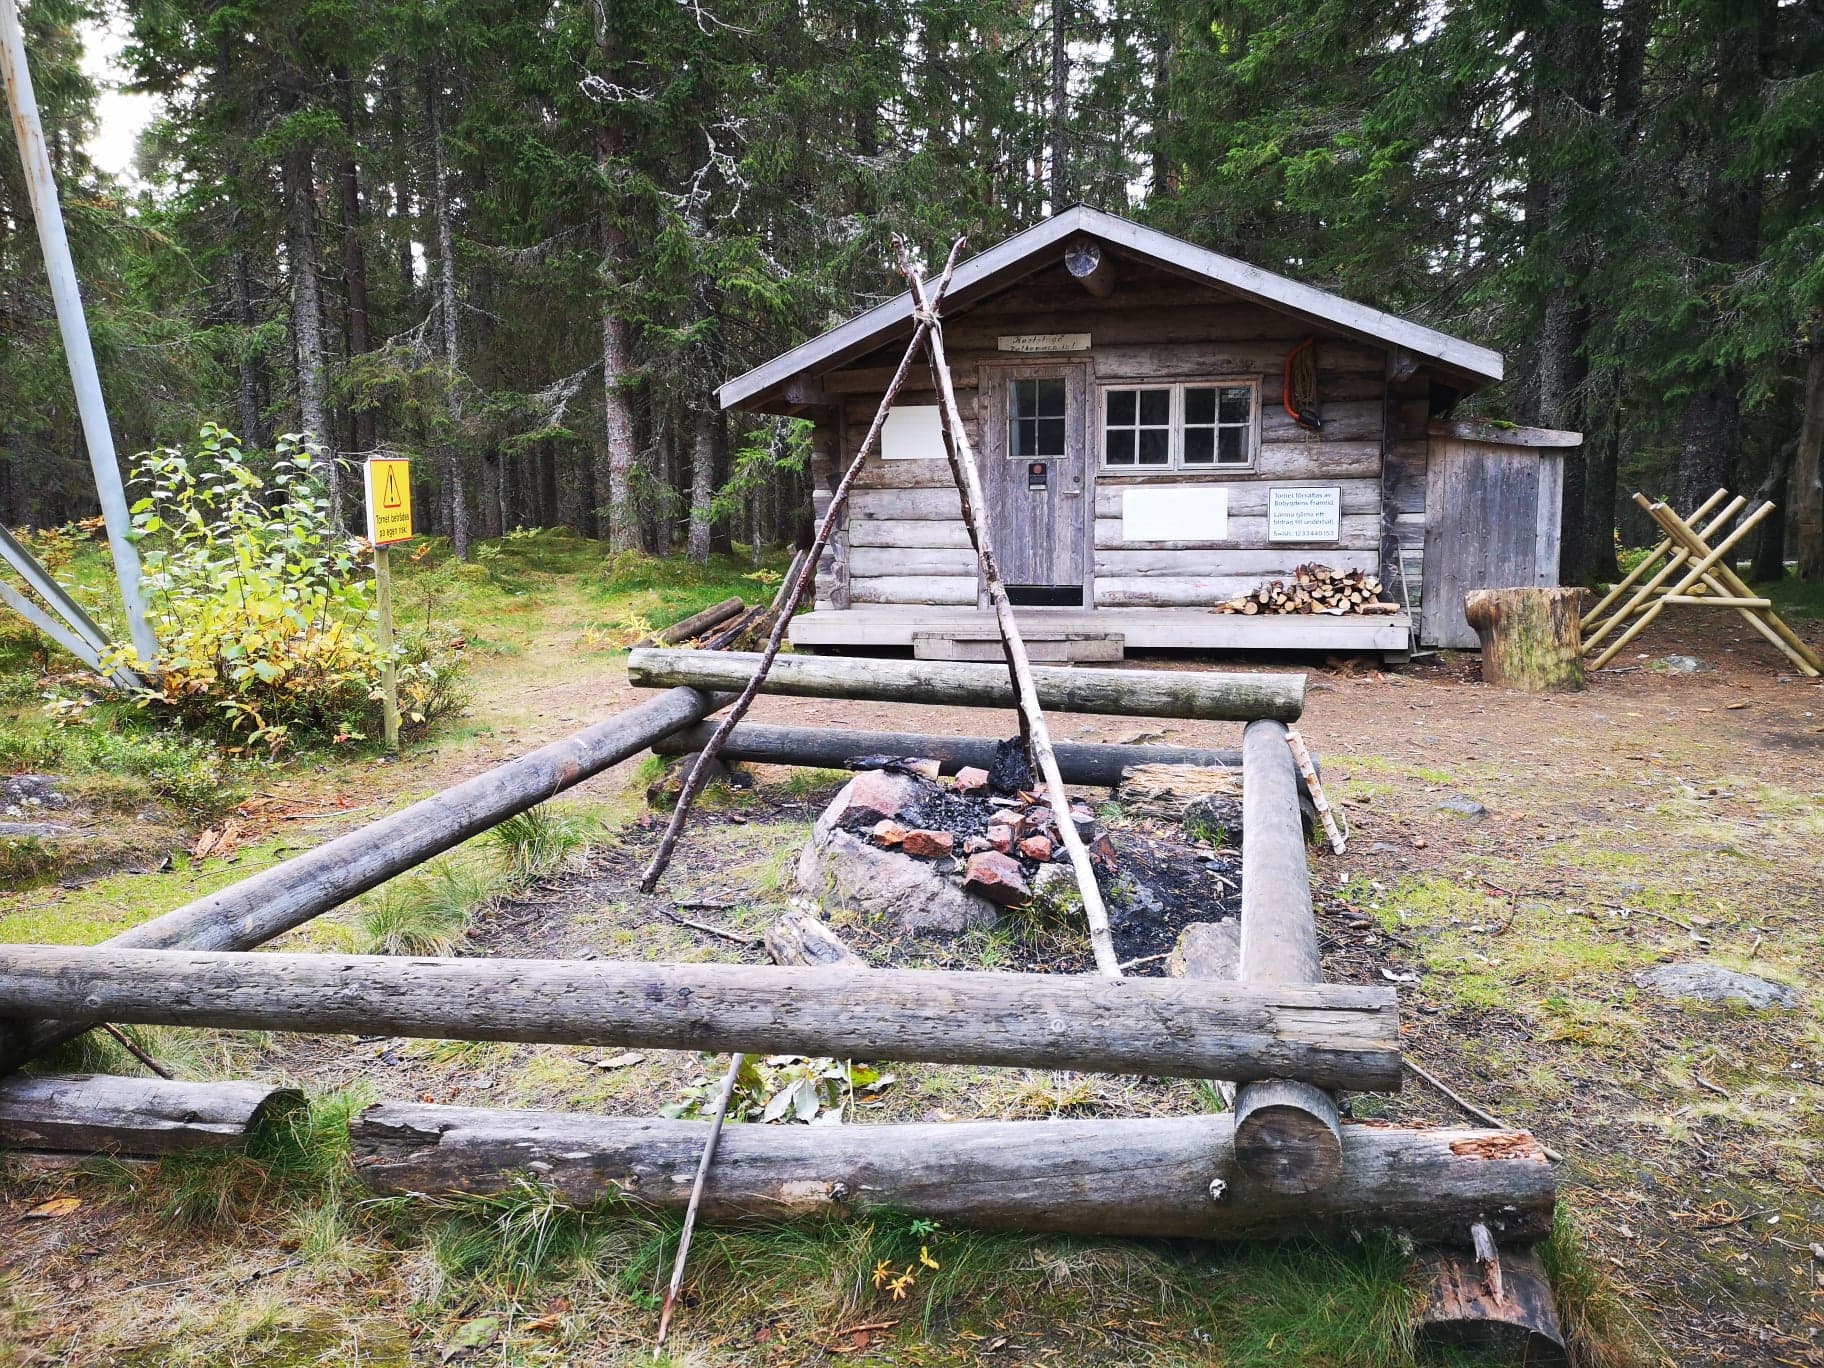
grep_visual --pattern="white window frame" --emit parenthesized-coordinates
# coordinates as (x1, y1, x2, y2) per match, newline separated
(1096, 377, 1261, 473)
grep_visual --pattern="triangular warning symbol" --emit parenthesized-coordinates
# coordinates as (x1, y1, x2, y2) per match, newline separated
(382, 467, 402, 508)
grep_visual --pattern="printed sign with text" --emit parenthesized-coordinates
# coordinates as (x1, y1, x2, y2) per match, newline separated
(365, 458, 414, 546)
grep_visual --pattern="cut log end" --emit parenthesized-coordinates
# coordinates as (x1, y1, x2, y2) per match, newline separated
(1231, 1081, 1344, 1193)
(1414, 1243, 1567, 1365)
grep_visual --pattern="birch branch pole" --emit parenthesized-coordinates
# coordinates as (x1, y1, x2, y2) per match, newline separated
(637, 240, 966, 892)
(898, 241, 1121, 979)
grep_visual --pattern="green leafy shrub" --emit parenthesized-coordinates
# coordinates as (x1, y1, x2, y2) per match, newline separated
(117, 425, 463, 751)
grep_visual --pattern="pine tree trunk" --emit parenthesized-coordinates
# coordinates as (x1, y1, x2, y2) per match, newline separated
(1748, 449, 1791, 584)
(425, 71, 468, 560)
(592, 0, 640, 551)
(283, 144, 336, 513)
(338, 73, 374, 456)
(231, 243, 264, 449)
(1584, 390, 1623, 583)
(1049, 0, 1069, 213)
(687, 405, 715, 564)
(388, 71, 414, 296)
(1795, 327, 1824, 580)
(1677, 372, 1742, 515)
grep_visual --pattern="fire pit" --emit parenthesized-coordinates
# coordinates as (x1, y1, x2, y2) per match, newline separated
(796, 748, 1242, 967)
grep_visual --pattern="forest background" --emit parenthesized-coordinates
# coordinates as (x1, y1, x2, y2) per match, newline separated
(2, 0, 1821, 587)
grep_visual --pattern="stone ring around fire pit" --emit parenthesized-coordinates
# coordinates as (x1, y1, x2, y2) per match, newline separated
(795, 760, 1125, 937)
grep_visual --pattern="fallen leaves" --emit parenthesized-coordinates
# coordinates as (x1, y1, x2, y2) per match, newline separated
(23, 1196, 81, 1220)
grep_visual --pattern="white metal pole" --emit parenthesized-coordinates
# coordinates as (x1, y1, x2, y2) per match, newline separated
(0, 0, 158, 666)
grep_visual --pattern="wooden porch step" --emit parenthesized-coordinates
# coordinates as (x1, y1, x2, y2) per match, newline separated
(912, 629, 1126, 664)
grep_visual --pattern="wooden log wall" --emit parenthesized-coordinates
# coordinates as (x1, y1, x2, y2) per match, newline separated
(803, 262, 1428, 612)
(350, 1104, 1557, 1244)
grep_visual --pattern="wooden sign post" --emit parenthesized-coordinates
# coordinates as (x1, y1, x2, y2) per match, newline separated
(363, 458, 414, 750)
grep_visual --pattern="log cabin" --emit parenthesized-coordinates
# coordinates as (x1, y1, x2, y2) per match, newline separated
(718, 206, 1579, 662)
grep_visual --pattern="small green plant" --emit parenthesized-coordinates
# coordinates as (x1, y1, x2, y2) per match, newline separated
(661, 1054, 894, 1123)
(354, 861, 499, 955)
(487, 803, 596, 887)
(116, 425, 463, 751)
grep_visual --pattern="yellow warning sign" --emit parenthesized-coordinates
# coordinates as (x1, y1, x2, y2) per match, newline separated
(364, 458, 413, 546)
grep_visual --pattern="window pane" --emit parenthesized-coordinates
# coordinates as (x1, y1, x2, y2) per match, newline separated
(1036, 379, 1066, 418)
(1106, 431, 1134, 464)
(1184, 386, 1216, 425)
(1138, 429, 1170, 465)
(1012, 418, 1035, 457)
(1013, 380, 1038, 419)
(1106, 389, 1136, 426)
(1037, 418, 1065, 456)
(1138, 389, 1171, 425)
(1219, 386, 1252, 424)
(1218, 426, 1245, 464)
(1183, 428, 1215, 464)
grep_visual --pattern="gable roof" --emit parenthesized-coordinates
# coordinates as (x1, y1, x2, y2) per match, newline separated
(717, 205, 1503, 411)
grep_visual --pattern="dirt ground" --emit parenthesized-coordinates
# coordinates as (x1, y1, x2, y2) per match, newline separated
(3, 601, 1821, 1366)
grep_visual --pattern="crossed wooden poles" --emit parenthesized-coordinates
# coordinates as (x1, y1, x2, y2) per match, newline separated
(1581, 489, 1822, 675)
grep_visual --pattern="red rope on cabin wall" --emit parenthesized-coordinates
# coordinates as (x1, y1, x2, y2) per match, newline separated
(1283, 337, 1324, 433)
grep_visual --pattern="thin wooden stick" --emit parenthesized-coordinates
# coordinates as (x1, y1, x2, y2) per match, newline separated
(638, 242, 967, 893)
(660, 907, 761, 947)
(1404, 1057, 1563, 1163)
(899, 243, 1120, 980)
(101, 1022, 174, 1080)
(654, 1050, 744, 1356)
(1285, 727, 1344, 855)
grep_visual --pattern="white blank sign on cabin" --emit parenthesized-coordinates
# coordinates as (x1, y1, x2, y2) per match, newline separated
(1122, 486, 1228, 542)
(1268, 486, 1342, 542)
(881, 404, 946, 460)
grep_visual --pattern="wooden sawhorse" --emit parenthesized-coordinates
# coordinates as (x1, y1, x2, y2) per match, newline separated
(1581, 489, 1822, 675)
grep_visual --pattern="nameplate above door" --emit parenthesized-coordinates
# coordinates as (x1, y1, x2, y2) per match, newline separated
(998, 333, 1091, 353)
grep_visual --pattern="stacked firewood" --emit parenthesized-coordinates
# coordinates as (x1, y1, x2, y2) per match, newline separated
(1216, 563, 1400, 616)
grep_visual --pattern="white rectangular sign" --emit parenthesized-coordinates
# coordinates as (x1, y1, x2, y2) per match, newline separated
(1122, 486, 1228, 543)
(881, 404, 946, 461)
(1268, 486, 1342, 542)
(997, 333, 1090, 353)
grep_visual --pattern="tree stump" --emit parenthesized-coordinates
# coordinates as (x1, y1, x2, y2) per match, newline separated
(1462, 588, 1585, 693)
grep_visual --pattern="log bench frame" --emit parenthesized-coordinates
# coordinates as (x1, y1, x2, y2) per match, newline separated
(0, 647, 1557, 1337)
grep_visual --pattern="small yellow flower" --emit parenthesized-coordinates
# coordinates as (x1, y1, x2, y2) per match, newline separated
(871, 1258, 893, 1289)
(919, 1245, 940, 1270)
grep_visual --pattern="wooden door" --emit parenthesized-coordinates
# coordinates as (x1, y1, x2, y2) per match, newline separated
(979, 362, 1091, 602)
(1421, 437, 1563, 647)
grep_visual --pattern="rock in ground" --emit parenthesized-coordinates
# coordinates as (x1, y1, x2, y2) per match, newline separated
(963, 851, 1030, 906)
(901, 829, 954, 859)
(830, 770, 923, 829)
(797, 778, 996, 935)
(1435, 795, 1487, 819)
(1635, 962, 1799, 1010)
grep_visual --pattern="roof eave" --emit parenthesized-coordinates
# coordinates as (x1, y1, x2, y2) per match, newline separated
(718, 206, 1504, 410)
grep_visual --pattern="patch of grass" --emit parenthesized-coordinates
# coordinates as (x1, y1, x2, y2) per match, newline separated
(486, 801, 598, 886)
(781, 767, 848, 798)
(1541, 1207, 1658, 1367)
(129, 1086, 366, 1231)
(351, 859, 502, 955)
(0, 704, 244, 815)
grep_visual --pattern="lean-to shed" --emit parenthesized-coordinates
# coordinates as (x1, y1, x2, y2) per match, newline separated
(719, 206, 1573, 660)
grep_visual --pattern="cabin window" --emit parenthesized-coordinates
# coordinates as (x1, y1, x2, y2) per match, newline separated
(1010, 378, 1067, 458)
(1101, 381, 1256, 471)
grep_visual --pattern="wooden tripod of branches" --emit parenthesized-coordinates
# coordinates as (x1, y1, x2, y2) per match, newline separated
(637, 236, 1123, 1351)
(641, 237, 1121, 976)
